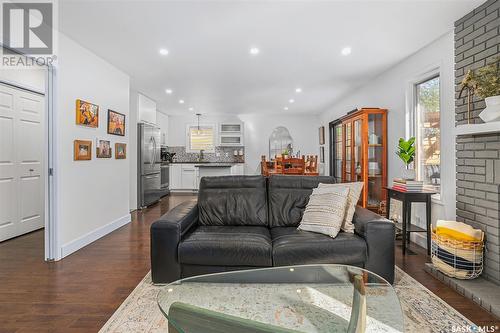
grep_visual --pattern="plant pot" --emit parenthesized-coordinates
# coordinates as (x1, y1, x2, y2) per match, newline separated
(402, 167, 416, 180)
(479, 95, 500, 123)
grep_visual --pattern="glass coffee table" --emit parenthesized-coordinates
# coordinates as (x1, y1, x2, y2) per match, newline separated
(158, 264, 404, 333)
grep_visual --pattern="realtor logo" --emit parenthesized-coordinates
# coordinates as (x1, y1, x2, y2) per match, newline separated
(2, 2, 53, 54)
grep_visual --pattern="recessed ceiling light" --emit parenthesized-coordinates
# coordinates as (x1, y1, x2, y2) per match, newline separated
(284, 106, 289, 110)
(179, 99, 185, 104)
(188, 107, 194, 111)
(295, 88, 302, 93)
(341, 46, 352, 56)
(289, 99, 295, 103)
(249, 47, 260, 55)
(165, 89, 173, 94)
(159, 48, 169, 56)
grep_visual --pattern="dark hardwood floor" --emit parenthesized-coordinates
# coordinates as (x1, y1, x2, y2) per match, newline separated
(0, 194, 498, 332)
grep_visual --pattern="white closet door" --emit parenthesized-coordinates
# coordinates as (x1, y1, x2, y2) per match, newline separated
(0, 83, 45, 242)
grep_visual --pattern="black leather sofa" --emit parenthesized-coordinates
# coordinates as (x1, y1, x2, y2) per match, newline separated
(151, 175, 395, 284)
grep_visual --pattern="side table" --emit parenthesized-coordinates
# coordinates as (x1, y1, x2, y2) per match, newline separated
(385, 187, 437, 255)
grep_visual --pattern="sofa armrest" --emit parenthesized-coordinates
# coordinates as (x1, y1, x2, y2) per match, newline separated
(151, 199, 198, 283)
(353, 206, 395, 284)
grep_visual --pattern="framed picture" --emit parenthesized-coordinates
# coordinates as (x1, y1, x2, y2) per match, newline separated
(96, 139, 112, 158)
(76, 99, 99, 127)
(115, 143, 127, 159)
(320, 146, 325, 163)
(107, 110, 126, 136)
(74, 140, 92, 160)
(319, 126, 325, 145)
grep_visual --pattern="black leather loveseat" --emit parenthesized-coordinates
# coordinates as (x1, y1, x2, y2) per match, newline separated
(151, 175, 395, 284)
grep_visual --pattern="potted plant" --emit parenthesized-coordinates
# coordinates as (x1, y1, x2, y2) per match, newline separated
(282, 149, 290, 159)
(463, 58, 500, 122)
(396, 137, 416, 180)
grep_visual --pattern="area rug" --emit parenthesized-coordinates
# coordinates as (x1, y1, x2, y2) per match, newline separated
(100, 267, 473, 333)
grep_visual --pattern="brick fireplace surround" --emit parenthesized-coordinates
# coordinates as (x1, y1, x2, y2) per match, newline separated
(454, 0, 500, 286)
(424, 0, 500, 318)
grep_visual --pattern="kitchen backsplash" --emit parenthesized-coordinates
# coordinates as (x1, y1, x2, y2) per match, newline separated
(167, 146, 245, 163)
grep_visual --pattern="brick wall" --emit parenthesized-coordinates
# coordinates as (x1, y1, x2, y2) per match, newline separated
(454, 0, 500, 284)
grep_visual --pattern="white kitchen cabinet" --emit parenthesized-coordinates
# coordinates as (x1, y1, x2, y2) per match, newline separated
(170, 164, 198, 191)
(169, 164, 182, 190)
(157, 112, 169, 146)
(181, 164, 198, 190)
(138, 93, 157, 124)
(231, 164, 245, 175)
(219, 122, 244, 146)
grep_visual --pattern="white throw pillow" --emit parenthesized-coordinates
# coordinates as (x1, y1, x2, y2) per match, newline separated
(317, 182, 364, 233)
(297, 186, 350, 238)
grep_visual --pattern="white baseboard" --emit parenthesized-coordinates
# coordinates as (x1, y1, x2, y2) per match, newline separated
(411, 232, 428, 250)
(60, 213, 131, 258)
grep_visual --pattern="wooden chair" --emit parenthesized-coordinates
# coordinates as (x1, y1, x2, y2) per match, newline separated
(273, 156, 284, 174)
(282, 156, 305, 175)
(261, 155, 269, 176)
(305, 155, 319, 176)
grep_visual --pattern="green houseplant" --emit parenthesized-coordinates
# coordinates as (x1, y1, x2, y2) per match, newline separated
(396, 137, 416, 180)
(461, 58, 500, 122)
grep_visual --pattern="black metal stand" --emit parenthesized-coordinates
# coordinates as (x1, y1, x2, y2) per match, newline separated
(386, 187, 437, 256)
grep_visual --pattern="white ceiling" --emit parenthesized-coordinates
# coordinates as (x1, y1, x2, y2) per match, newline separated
(59, 0, 482, 116)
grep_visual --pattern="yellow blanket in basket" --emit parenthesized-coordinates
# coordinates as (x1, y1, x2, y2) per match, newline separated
(435, 220, 483, 242)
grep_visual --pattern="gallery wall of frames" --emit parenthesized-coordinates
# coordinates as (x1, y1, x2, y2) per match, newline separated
(74, 99, 127, 160)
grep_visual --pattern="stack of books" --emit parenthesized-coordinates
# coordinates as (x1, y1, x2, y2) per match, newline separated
(392, 178, 426, 192)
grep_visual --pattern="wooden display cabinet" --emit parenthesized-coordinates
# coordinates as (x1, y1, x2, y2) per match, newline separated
(338, 108, 387, 211)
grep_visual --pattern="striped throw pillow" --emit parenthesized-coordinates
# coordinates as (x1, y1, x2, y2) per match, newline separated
(297, 186, 350, 238)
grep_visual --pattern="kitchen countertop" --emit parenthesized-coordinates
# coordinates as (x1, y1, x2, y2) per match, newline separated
(194, 163, 235, 168)
(169, 161, 244, 164)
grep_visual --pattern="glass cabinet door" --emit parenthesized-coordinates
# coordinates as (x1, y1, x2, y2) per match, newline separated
(334, 124, 343, 180)
(353, 119, 363, 182)
(367, 113, 384, 209)
(344, 122, 352, 182)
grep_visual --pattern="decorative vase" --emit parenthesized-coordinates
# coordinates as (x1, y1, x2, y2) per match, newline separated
(402, 166, 416, 180)
(479, 95, 500, 123)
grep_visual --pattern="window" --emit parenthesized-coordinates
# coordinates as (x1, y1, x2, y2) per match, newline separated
(187, 125, 215, 152)
(415, 75, 440, 192)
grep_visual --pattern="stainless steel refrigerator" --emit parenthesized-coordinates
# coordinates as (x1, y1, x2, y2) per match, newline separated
(138, 123, 162, 208)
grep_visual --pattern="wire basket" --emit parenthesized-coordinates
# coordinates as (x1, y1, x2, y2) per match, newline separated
(431, 231, 484, 280)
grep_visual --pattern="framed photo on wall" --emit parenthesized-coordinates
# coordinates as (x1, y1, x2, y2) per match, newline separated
(319, 126, 325, 145)
(115, 143, 127, 159)
(76, 99, 99, 128)
(74, 140, 92, 160)
(96, 139, 112, 158)
(107, 110, 126, 136)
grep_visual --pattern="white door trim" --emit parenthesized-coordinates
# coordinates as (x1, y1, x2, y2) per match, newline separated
(0, 66, 57, 261)
(45, 64, 58, 261)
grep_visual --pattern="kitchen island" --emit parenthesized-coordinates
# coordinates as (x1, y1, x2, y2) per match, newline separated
(169, 162, 244, 191)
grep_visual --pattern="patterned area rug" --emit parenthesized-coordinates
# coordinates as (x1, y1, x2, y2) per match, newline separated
(100, 267, 473, 333)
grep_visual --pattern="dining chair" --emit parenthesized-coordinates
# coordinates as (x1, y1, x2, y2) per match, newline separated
(261, 155, 269, 176)
(306, 155, 319, 175)
(282, 156, 305, 175)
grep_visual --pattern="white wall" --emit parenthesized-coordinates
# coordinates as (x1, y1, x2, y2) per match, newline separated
(319, 31, 456, 246)
(168, 113, 320, 175)
(0, 66, 46, 93)
(55, 34, 131, 258)
(239, 114, 320, 175)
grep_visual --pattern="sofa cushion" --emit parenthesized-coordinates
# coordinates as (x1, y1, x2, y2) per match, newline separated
(198, 176, 268, 226)
(268, 175, 336, 227)
(271, 227, 367, 266)
(179, 226, 272, 267)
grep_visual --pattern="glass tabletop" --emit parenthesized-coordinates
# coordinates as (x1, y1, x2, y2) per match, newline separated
(157, 264, 404, 333)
